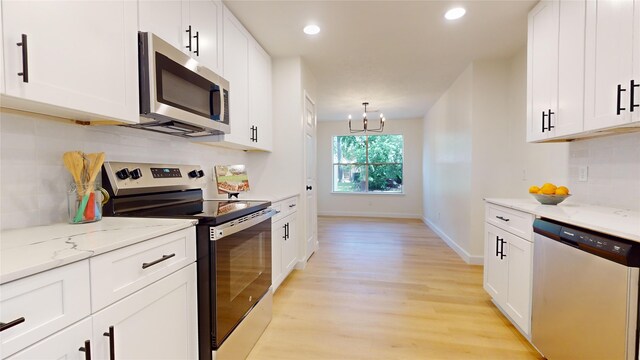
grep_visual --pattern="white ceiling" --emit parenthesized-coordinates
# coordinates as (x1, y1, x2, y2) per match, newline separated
(224, 0, 537, 121)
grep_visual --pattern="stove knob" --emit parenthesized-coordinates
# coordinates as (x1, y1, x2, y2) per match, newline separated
(188, 170, 199, 178)
(197, 170, 205, 178)
(116, 168, 130, 180)
(130, 168, 143, 180)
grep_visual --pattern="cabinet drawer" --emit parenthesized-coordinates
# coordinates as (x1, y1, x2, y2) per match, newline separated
(271, 202, 284, 223)
(284, 197, 298, 214)
(90, 227, 196, 312)
(486, 204, 534, 240)
(0, 260, 91, 358)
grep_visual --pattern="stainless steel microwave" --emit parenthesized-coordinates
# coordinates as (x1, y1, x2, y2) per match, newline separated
(131, 32, 230, 138)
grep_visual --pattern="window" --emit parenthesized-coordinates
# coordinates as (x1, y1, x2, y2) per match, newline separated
(332, 134, 404, 193)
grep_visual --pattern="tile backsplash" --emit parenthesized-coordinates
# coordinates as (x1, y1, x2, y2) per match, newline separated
(568, 131, 640, 211)
(0, 110, 249, 230)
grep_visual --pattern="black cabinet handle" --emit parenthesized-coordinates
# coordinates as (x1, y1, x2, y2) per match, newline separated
(186, 26, 192, 51)
(79, 340, 92, 360)
(250, 126, 256, 142)
(255, 126, 258, 142)
(283, 223, 288, 240)
(495, 236, 500, 257)
(103, 326, 115, 360)
(617, 84, 627, 115)
(194, 31, 200, 56)
(16, 34, 29, 82)
(499, 239, 506, 260)
(631, 80, 639, 112)
(496, 216, 510, 222)
(541, 110, 547, 132)
(288, 204, 296, 208)
(306, 185, 312, 191)
(141, 253, 175, 269)
(0, 317, 25, 332)
(547, 109, 555, 130)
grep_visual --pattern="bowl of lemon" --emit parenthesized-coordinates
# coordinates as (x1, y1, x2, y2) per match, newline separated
(529, 183, 571, 205)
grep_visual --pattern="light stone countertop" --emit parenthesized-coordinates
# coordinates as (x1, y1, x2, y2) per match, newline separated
(0, 217, 197, 284)
(485, 198, 640, 242)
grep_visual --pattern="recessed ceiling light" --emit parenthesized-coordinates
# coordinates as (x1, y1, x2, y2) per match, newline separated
(303, 24, 320, 35)
(444, 7, 466, 20)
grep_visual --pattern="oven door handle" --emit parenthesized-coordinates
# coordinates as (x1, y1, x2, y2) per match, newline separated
(210, 208, 276, 241)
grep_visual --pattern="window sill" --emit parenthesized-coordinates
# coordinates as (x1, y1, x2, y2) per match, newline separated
(330, 191, 405, 196)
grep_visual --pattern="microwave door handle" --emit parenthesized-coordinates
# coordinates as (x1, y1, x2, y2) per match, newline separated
(210, 85, 222, 120)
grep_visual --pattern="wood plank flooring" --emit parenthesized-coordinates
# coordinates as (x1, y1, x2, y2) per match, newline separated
(247, 217, 542, 360)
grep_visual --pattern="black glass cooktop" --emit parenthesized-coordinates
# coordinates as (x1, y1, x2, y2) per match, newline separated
(117, 200, 270, 226)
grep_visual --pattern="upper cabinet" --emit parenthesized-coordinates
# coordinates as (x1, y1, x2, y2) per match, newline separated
(584, 0, 640, 130)
(527, 0, 585, 142)
(1, 0, 139, 123)
(527, 0, 640, 142)
(138, 0, 223, 75)
(209, 7, 272, 151)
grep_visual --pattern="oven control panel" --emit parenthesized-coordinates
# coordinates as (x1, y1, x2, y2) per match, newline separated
(102, 161, 206, 196)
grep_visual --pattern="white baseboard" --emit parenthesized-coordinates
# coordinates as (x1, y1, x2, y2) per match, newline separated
(318, 211, 422, 219)
(422, 217, 483, 265)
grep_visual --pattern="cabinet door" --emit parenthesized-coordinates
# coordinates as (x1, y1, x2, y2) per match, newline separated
(92, 264, 198, 360)
(190, 0, 224, 75)
(138, 0, 187, 54)
(6, 318, 92, 360)
(271, 217, 285, 290)
(527, 0, 559, 142)
(248, 40, 273, 151)
(505, 234, 533, 336)
(483, 224, 508, 304)
(222, 8, 251, 147)
(2, 1, 139, 123)
(553, 0, 586, 138)
(584, 0, 636, 130)
(282, 214, 298, 274)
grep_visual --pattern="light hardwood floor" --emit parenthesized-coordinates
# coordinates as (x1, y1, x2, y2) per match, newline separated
(247, 217, 542, 360)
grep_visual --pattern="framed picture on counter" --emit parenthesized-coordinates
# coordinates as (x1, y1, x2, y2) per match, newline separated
(214, 165, 250, 195)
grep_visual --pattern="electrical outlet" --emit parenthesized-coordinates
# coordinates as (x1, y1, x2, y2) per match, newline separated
(578, 166, 588, 182)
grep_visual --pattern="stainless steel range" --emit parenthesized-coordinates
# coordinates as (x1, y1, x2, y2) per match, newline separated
(101, 161, 274, 360)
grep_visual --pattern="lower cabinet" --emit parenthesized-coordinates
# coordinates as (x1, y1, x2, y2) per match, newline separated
(92, 264, 198, 360)
(484, 222, 533, 337)
(272, 197, 299, 291)
(6, 318, 93, 360)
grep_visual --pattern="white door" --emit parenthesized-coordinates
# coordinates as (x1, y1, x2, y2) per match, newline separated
(6, 318, 93, 360)
(304, 93, 318, 260)
(190, 0, 224, 75)
(505, 233, 533, 336)
(92, 264, 198, 360)
(138, 0, 186, 53)
(483, 224, 508, 304)
(2, 1, 139, 123)
(527, 0, 559, 142)
(584, 0, 636, 130)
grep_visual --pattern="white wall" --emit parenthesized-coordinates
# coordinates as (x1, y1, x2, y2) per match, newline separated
(0, 109, 254, 230)
(317, 118, 423, 218)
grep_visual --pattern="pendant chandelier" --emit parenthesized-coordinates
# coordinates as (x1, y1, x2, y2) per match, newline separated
(348, 102, 385, 133)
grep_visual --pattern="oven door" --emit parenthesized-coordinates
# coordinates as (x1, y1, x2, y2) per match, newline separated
(210, 211, 273, 348)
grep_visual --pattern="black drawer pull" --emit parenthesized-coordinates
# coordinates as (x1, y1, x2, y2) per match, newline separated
(617, 84, 627, 115)
(103, 326, 115, 360)
(0, 317, 25, 332)
(288, 204, 296, 208)
(631, 80, 639, 112)
(17, 34, 29, 82)
(496, 216, 510, 222)
(79, 340, 92, 360)
(142, 253, 175, 269)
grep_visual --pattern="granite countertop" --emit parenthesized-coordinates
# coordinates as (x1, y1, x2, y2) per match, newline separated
(485, 198, 640, 242)
(0, 217, 197, 285)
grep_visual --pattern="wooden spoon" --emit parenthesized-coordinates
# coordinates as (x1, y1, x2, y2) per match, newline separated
(63, 151, 85, 194)
(73, 152, 105, 223)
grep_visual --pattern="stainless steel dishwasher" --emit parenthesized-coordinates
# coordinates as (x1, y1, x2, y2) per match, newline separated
(532, 218, 640, 360)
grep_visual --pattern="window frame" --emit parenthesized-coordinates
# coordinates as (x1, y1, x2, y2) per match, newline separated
(331, 134, 405, 195)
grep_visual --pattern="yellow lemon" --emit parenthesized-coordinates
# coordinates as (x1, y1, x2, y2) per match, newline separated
(541, 183, 557, 195)
(555, 186, 569, 195)
(529, 185, 540, 194)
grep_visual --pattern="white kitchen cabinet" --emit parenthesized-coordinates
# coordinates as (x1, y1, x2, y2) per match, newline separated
(6, 318, 93, 360)
(0, 260, 91, 358)
(584, 0, 639, 131)
(210, 6, 272, 151)
(138, 0, 223, 75)
(272, 196, 299, 291)
(92, 264, 198, 360)
(484, 204, 534, 338)
(527, 0, 585, 142)
(1, 0, 139, 124)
